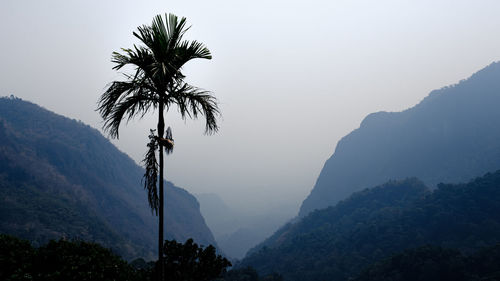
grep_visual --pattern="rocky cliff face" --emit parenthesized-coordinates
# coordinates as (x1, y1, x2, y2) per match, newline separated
(300, 62, 500, 216)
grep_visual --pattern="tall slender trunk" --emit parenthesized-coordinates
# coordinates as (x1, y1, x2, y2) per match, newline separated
(158, 101, 165, 281)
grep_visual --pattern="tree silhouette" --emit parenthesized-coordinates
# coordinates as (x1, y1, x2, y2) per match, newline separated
(151, 239, 231, 281)
(0, 234, 141, 281)
(98, 13, 219, 280)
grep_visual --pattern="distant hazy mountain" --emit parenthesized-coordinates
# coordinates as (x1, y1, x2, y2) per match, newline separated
(195, 193, 235, 238)
(241, 172, 500, 281)
(196, 193, 296, 259)
(0, 96, 216, 260)
(300, 62, 500, 216)
(216, 227, 263, 259)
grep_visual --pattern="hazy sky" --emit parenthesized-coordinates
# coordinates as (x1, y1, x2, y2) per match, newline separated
(1, 0, 500, 213)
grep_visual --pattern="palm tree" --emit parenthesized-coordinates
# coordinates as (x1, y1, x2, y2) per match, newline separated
(97, 13, 219, 280)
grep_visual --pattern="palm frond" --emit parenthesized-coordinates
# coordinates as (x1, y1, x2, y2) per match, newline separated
(169, 83, 220, 134)
(164, 13, 189, 50)
(133, 24, 155, 51)
(134, 14, 201, 84)
(142, 130, 159, 215)
(98, 74, 154, 114)
(173, 40, 212, 69)
(153, 14, 190, 81)
(111, 46, 156, 81)
(100, 86, 156, 138)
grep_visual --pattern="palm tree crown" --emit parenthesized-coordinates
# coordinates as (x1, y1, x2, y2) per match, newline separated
(98, 13, 220, 213)
(98, 13, 219, 140)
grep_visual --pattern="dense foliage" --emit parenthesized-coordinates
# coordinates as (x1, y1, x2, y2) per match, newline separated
(354, 244, 500, 281)
(301, 62, 500, 216)
(1, 235, 232, 281)
(0, 234, 139, 281)
(0, 96, 216, 259)
(242, 172, 500, 280)
(152, 239, 231, 281)
(218, 267, 284, 281)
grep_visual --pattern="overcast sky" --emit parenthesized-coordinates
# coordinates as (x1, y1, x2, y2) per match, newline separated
(1, 0, 500, 213)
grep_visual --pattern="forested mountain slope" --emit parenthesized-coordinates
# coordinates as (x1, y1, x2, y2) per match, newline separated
(300, 62, 500, 216)
(353, 244, 500, 281)
(241, 171, 500, 281)
(0, 96, 216, 260)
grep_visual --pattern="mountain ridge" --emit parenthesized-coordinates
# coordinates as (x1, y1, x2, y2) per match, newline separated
(0, 96, 216, 259)
(300, 61, 500, 216)
(241, 171, 500, 280)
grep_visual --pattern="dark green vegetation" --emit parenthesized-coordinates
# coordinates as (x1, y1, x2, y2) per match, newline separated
(156, 239, 231, 281)
(300, 62, 500, 216)
(98, 14, 219, 278)
(0, 96, 216, 260)
(219, 267, 283, 281)
(241, 171, 500, 280)
(0, 234, 140, 281)
(354, 245, 500, 281)
(1, 234, 231, 281)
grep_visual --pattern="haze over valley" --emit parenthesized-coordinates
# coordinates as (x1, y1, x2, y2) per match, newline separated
(3, 0, 500, 216)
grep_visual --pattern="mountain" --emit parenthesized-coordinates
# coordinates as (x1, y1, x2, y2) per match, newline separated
(240, 171, 500, 281)
(353, 244, 500, 281)
(300, 62, 500, 216)
(217, 227, 266, 260)
(0, 96, 216, 260)
(196, 193, 296, 259)
(195, 193, 234, 238)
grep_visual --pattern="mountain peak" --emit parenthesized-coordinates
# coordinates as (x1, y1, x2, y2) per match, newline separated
(299, 61, 500, 217)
